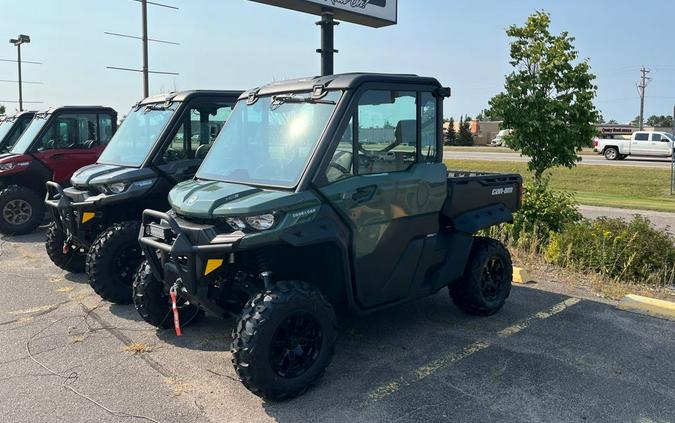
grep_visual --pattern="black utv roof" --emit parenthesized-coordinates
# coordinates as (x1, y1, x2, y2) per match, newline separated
(241, 73, 444, 100)
(1, 110, 36, 121)
(38, 106, 118, 116)
(139, 90, 244, 106)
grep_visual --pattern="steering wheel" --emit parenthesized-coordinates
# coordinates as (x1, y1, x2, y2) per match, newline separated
(329, 161, 350, 174)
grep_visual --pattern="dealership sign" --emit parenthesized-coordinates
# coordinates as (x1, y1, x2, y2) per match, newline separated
(250, 0, 397, 27)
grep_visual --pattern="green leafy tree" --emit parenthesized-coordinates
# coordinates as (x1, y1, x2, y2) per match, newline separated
(0, 105, 5, 115)
(606, 119, 618, 124)
(488, 11, 599, 180)
(646, 115, 673, 128)
(444, 117, 456, 145)
(457, 116, 474, 146)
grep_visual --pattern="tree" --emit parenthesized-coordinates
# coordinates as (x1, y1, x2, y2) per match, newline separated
(444, 117, 456, 145)
(0, 105, 5, 115)
(645, 115, 673, 128)
(457, 116, 474, 146)
(606, 119, 618, 124)
(488, 11, 599, 180)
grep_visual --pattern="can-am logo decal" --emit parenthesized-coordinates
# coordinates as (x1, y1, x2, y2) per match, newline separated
(326, 0, 386, 9)
(186, 195, 199, 205)
(491, 187, 514, 196)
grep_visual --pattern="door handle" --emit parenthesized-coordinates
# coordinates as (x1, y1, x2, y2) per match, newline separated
(352, 185, 377, 203)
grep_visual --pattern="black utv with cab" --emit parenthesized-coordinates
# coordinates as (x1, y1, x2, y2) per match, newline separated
(0, 110, 35, 154)
(45, 90, 242, 304)
(137, 74, 522, 400)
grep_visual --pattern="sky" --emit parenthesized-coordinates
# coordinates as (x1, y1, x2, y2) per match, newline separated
(1, 0, 674, 123)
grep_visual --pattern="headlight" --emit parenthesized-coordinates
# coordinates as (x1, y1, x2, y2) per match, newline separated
(107, 182, 129, 194)
(225, 213, 276, 231)
(245, 214, 275, 231)
(0, 161, 30, 172)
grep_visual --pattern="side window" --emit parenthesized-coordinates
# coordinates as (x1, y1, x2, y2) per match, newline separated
(634, 133, 649, 141)
(357, 90, 417, 175)
(35, 113, 97, 151)
(325, 116, 354, 183)
(651, 133, 662, 141)
(420, 92, 437, 162)
(99, 114, 114, 145)
(163, 103, 233, 163)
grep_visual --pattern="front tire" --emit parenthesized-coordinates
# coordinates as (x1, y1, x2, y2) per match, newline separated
(86, 221, 143, 304)
(0, 185, 44, 235)
(132, 261, 204, 329)
(603, 147, 619, 160)
(231, 280, 337, 401)
(45, 223, 86, 273)
(450, 237, 512, 316)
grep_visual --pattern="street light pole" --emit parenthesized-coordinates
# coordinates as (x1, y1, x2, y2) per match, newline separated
(141, 0, 149, 98)
(9, 35, 30, 111)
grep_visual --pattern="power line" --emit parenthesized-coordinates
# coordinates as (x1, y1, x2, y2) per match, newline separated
(0, 79, 43, 84)
(107, 0, 179, 97)
(104, 32, 180, 45)
(0, 100, 43, 104)
(0, 58, 42, 65)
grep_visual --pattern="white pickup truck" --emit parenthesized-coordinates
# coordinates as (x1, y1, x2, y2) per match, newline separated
(593, 131, 674, 160)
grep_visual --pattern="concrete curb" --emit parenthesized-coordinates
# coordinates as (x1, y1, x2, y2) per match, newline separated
(617, 294, 675, 321)
(513, 267, 533, 284)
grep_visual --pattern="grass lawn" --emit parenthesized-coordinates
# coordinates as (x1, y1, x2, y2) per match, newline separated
(444, 159, 675, 213)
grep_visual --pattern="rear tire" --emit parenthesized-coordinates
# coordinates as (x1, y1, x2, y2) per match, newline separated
(132, 261, 204, 329)
(86, 221, 143, 304)
(603, 147, 619, 160)
(45, 223, 86, 273)
(231, 280, 337, 401)
(0, 185, 44, 235)
(450, 237, 512, 316)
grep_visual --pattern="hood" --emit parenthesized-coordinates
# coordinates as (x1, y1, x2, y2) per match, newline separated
(0, 153, 31, 164)
(169, 179, 318, 219)
(71, 163, 157, 188)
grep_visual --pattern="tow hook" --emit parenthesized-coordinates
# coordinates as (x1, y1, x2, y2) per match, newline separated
(260, 271, 273, 290)
(169, 282, 182, 337)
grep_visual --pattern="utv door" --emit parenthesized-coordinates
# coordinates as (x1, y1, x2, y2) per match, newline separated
(319, 89, 447, 309)
(32, 112, 115, 184)
(155, 100, 234, 183)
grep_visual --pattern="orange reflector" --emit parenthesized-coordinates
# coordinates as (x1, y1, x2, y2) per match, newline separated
(81, 212, 95, 223)
(204, 259, 223, 276)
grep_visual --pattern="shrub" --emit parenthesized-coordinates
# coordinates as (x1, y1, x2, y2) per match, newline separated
(546, 216, 675, 285)
(489, 178, 581, 250)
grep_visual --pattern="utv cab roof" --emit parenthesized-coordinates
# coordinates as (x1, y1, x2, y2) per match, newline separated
(2, 110, 36, 121)
(36, 106, 117, 115)
(241, 73, 445, 100)
(139, 90, 244, 106)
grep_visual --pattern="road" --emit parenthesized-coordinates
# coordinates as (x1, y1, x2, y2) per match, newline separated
(1, 229, 675, 422)
(444, 150, 674, 169)
(579, 205, 674, 235)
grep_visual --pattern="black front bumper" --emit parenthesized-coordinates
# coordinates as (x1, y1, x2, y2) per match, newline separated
(45, 181, 102, 248)
(139, 209, 245, 315)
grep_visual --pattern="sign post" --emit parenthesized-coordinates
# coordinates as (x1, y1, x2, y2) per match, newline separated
(250, 0, 397, 76)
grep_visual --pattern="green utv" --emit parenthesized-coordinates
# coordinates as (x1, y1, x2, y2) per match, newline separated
(137, 73, 522, 400)
(45, 90, 242, 304)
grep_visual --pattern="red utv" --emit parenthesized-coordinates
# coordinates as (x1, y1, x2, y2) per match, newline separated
(0, 106, 117, 235)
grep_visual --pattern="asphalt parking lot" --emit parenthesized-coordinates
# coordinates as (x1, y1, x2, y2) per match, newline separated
(1, 229, 674, 423)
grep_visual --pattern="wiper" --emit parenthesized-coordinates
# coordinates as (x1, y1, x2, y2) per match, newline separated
(144, 104, 174, 113)
(270, 94, 335, 109)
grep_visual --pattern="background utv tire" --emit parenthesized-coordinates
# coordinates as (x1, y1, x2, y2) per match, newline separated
(231, 280, 337, 401)
(45, 223, 85, 273)
(450, 237, 513, 316)
(133, 261, 204, 329)
(0, 185, 44, 235)
(87, 221, 143, 304)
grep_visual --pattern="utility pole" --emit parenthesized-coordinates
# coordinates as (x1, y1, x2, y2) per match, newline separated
(316, 12, 339, 76)
(106, 0, 179, 98)
(637, 66, 651, 130)
(141, 0, 149, 98)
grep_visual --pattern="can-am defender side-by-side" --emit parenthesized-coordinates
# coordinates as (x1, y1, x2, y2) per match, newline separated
(0, 111, 35, 154)
(46, 91, 242, 304)
(0, 106, 117, 235)
(137, 74, 522, 400)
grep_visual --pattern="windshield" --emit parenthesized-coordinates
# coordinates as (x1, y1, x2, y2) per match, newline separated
(663, 133, 674, 141)
(10, 114, 48, 155)
(196, 91, 342, 188)
(0, 120, 12, 146)
(0, 116, 33, 152)
(97, 104, 177, 167)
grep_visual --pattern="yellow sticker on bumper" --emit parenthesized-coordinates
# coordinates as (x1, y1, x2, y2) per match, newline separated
(204, 259, 223, 276)
(81, 212, 95, 223)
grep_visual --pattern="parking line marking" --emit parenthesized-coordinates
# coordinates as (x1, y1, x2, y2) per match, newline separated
(365, 297, 582, 403)
(497, 297, 581, 338)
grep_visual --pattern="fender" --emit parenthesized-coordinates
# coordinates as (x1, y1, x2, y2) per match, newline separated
(451, 203, 513, 234)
